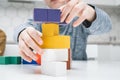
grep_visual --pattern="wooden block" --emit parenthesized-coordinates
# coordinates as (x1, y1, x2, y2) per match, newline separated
(40, 36, 70, 49)
(10, 56, 21, 64)
(42, 23, 59, 37)
(34, 8, 61, 23)
(66, 49, 71, 70)
(22, 59, 38, 65)
(36, 53, 41, 65)
(41, 62, 66, 76)
(47, 9, 60, 22)
(34, 8, 48, 22)
(0, 56, 10, 64)
(0, 56, 21, 64)
(22, 53, 41, 65)
(42, 49, 68, 62)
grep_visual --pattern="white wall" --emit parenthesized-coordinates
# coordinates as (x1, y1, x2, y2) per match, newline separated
(0, 1, 120, 44)
(0, 1, 46, 43)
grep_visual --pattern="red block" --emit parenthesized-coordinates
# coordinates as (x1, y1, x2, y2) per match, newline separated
(36, 53, 41, 65)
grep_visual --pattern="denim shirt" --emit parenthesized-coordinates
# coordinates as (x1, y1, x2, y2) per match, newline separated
(14, 6, 112, 60)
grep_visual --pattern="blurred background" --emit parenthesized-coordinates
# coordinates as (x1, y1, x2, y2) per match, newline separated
(0, 0, 120, 62)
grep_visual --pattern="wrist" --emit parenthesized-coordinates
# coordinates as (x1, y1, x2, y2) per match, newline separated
(86, 4, 96, 22)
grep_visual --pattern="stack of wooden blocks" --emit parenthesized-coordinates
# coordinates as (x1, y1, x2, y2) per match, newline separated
(34, 8, 71, 76)
(0, 8, 71, 77)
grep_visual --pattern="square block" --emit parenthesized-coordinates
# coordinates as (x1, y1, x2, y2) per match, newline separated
(0, 56, 10, 64)
(41, 62, 66, 76)
(34, 8, 47, 22)
(42, 49, 68, 62)
(47, 9, 61, 22)
(36, 53, 41, 65)
(10, 56, 21, 64)
(42, 23, 59, 37)
(40, 36, 70, 49)
(22, 59, 37, 65)
(22, 53, 41, 65)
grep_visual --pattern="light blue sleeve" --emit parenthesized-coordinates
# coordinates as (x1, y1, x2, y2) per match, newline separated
(13, 19, 41, 43)
(84, 6, 112, 35)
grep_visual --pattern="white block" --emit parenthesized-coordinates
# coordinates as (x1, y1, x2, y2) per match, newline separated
(41, 62, 67, 76)
(42, 49, 68, 62)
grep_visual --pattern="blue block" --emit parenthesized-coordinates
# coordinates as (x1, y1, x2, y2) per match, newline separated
(34, 8, 63, 23)
(34, 8, 47, 22)
(47, 9, 61, 22)
(22, 59, 38, 65)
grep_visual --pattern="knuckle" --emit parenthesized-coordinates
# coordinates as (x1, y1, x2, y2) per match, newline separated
(25, 38, 31, 43)
(32, 44, 38, 50)
(82, 14, 86, 18)
(20, 45, 25, 50)
(26, 27, 35, 34)
(30, 30, 35, 35)
(27, 51, 33, 56)
(67, 3, 73, 8)
(74, 5, 80, 11)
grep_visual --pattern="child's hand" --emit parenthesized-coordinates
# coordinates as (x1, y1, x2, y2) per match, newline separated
(18, 27, 43, 62)
(60, 0, 96, 27)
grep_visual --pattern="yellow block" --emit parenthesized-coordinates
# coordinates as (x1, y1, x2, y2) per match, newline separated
(39, 36, 70, 49)
(42, 23, 59, 37)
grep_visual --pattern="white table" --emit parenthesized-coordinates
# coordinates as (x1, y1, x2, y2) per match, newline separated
(0, 61, 120, 80)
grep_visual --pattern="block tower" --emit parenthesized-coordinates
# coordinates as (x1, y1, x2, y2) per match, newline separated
(34, 8, 71, 76)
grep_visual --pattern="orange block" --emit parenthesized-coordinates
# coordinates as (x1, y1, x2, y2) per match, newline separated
(36, 53, 41, 65)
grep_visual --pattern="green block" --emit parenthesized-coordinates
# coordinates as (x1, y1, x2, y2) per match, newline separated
(0, 56, 21, 65)
(10, 56, 21, 64)
(0, 56, 10, 64)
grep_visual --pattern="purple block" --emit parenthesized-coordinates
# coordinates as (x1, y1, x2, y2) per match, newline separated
(47, 9, 61, 23)
(34, 8, 47, 22)
(34, 8, 67, 24)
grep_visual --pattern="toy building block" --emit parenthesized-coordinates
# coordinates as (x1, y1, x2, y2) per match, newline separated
(34, 8, 61, 23)
(47, 9, 61, 22)
(66, 49, 71, 70)
(41, 62, 66, 76)
(42, 49, 68, 62)
(0, 56, 10, 64)
(36, 53, 41, 65)
(22, 59, 37, 65)
(22, 53, 41, 65)
(34, 8, 47, 22)
(42, 23, 59, 37)
(40, 36, 70, 49)
(10, 56, 21, 64)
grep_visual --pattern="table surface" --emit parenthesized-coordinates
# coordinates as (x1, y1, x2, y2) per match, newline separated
(0, 61, 120, 80)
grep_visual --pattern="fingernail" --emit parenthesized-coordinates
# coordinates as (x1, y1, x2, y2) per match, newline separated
(60, 19, 63, 22)
(39, 41, 43, 45)
(66, 20, 70, 24)
(27, 59, 32, 62)
(39, 50, 43, 54)
(73, 24, 77, 27)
